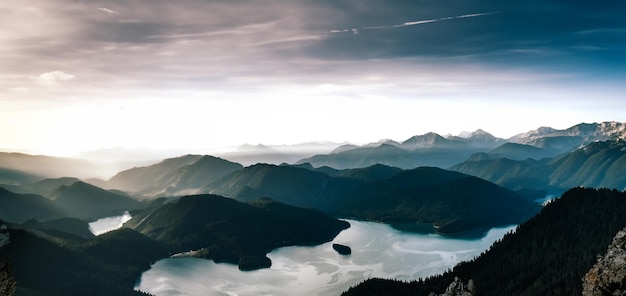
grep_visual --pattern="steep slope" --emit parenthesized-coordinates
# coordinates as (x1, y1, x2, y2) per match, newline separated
(0, 188, 65, 223)
(582, 227, 626, 296)
(509, 121, 626, 153)
(449, 158, 553, 191)
(52, 181, 144, 220)
(106, 154, 203, 193)
(154, 155, 243, 196)
(546, 139, 626, 190)
(125, 194, 349, 270)
(343, 187, 626, 296)
(106, 154, 243, 197)
(451, 140, 626, 192)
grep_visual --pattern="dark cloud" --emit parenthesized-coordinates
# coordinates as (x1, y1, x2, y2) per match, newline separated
(303, 0, 626, 77)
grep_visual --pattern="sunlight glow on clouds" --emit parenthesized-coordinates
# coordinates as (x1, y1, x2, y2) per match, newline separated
(0, 0, 625, 156)
(36, 71, 75, 85)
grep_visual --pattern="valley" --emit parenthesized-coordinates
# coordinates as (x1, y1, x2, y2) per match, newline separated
(1, 121, 625, 295)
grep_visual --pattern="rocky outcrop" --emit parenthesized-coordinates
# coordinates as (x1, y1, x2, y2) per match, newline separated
(582, 227, 626, 296)
(429, 277, 475, 296)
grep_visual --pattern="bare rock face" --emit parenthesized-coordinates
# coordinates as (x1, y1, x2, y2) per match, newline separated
(429, 277, 475, 296)
(582, 227, 626, 296)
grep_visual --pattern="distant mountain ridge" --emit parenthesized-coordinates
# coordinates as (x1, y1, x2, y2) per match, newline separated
(105, 155, 242, 197)
(295, 122, 625, 170)
(451, 139, 626, 193)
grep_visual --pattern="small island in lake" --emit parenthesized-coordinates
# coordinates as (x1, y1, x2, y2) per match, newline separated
(332, 243, 352, 255)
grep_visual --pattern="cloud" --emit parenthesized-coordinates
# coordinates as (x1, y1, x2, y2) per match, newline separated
(37, 71, 75, 85)
(97, 7, 119, 15)
(331, 12, 499, 33)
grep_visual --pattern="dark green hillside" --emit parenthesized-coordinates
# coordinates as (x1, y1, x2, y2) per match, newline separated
(450, 157, 554, 191)
(203, 164, 359, 210)
(547, 140, 626, 190)
(336, 168, 540, 233)
(204, 165, 539, 234)
(20, 218, 94, 239)
(52, 181, 144, 220)
(125, 194, 349, 270)
(0, 188, 65, 223)
(78, 228, 168, 267)
(332, 164, 403, 182)
(0, 226, 156, 296)
(343, 187, 626, 296)
(451, 140, 626, 192)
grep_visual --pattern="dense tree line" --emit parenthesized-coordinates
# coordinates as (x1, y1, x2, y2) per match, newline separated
(343, 187, 626, 296)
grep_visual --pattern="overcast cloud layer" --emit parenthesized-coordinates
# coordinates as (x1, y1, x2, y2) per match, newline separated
(1, 0, 625, 156)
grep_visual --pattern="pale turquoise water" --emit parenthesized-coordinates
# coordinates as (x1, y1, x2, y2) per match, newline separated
(135, 220, 515, 296)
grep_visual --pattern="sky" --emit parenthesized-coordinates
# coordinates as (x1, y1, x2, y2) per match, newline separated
(1, 0, 625, 157)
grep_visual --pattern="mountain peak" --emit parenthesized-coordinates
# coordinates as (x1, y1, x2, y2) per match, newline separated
(401, 132, 447, 148)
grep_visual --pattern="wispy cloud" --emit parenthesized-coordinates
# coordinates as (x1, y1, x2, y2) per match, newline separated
(97, 7, 119, 15)
(36, 71, 75, 85)
(331, 12, 499, 34)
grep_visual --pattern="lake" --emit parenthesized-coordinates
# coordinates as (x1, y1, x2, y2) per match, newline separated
(135, 220, 515, 296)
(88, 211, 132, 235)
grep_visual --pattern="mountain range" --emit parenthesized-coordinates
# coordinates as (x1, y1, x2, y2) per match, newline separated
(1, 121, 626, 295)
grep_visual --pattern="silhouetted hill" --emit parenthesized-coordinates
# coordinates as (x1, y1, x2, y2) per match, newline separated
(106, 154, 203, 193)
(203, 164, 359, 210)
(481, 142, 557, 160)
(298, 144, 414, 170)
(0, 167, 42, 186)
(0, 188, 65, 223)
(51, 181, 144, 220)
(125, 194, 349, 270)
(106, 154, 243, 197)
(343, 187, 626, 296)
(332, 164, 403, 182)
(204, 164, 539, 233)
(1, 177, 80, 198)
(334, 167, 540, 233)
(155, 155, 243, 196)
(0, 224, 160, 296)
